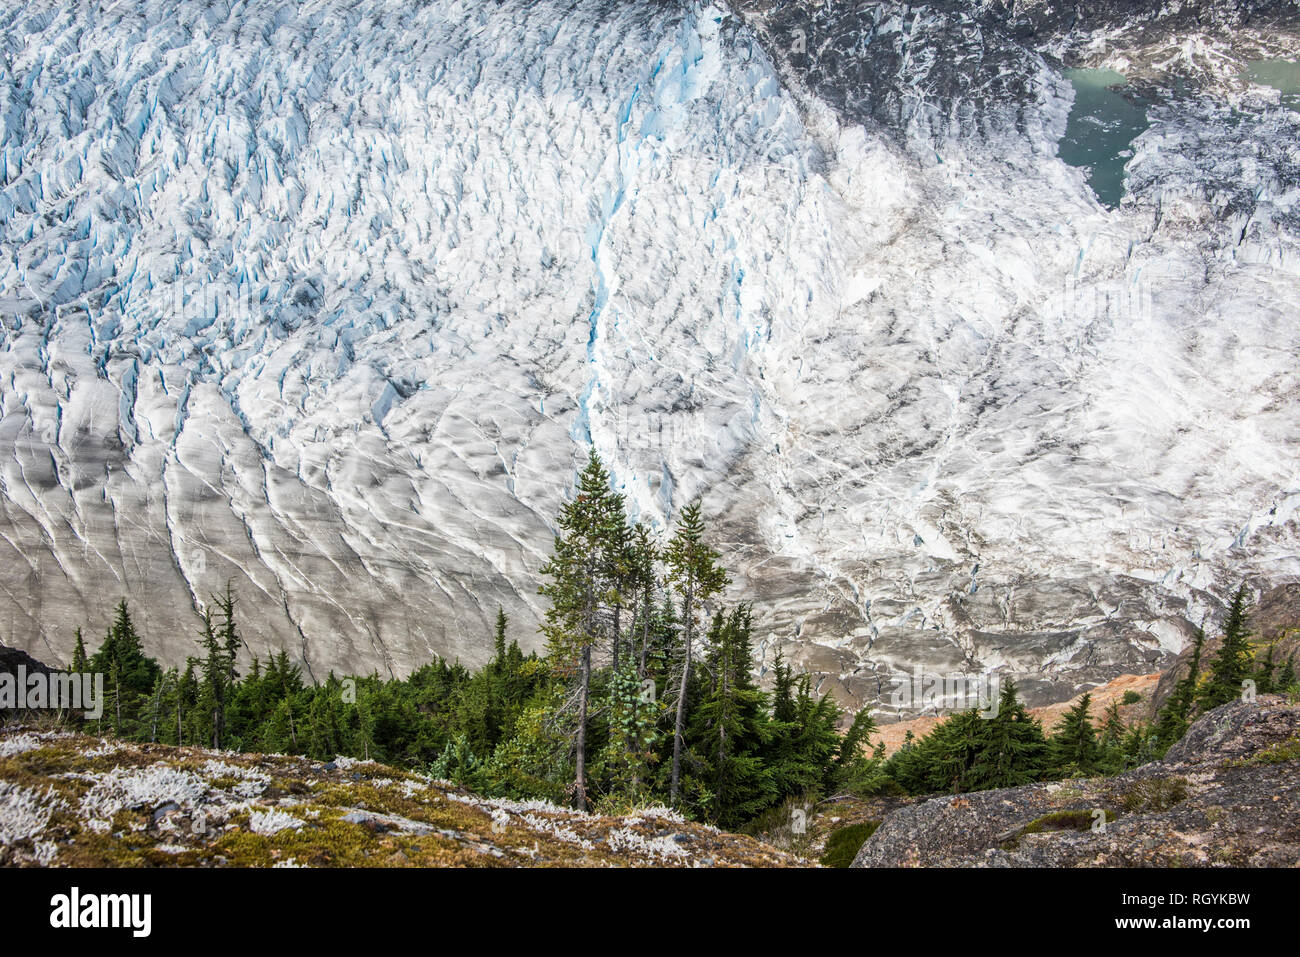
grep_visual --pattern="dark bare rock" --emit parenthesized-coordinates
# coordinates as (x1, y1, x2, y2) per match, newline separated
(1161, 692, 1299, 765)
(853, 696, 1300, 868)
(0, 643, 54, 719)
(0, 644, 52, 677)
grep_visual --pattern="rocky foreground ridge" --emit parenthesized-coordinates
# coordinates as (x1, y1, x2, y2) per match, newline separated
(2, 693, 1296, 868)
(0, 727, 797, 867)
(853, 695, 1300, 868)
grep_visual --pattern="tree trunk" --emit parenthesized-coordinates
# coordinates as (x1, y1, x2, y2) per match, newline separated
(626, 599, 639, 675)
(149, 680, 164, 744)
(612, 603, 621, 673)
(718, 653, 729, 770)
(285, 684, 298, 748)
(575, 643, 591, 811)
(670, 580, 694, 806)
(639, 591, 652, 677)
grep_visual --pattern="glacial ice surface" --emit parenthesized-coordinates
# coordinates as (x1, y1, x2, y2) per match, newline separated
(1, 0, 1299, 710)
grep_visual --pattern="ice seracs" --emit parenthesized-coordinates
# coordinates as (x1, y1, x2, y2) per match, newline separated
(1, 0, 1298, 712)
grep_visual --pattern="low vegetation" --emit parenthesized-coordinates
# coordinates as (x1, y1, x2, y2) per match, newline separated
(820, 820, 880, 868)
(5, 454, 1296, 842)
(0, 729, 800, 867)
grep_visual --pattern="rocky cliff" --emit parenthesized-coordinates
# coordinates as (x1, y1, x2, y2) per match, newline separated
(852, 695, 1300, 867)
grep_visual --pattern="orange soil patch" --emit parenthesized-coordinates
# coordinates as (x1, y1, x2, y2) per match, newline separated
(870, 672, 1162, 755)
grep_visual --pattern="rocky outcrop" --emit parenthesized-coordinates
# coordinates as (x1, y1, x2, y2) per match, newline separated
(0, 644, 52, 720)
(0, 727, 799, 867)
(0, 645, 50, 677)
(853, 696, 1300, 867)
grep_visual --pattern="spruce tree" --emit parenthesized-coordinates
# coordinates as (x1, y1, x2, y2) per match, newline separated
(664, 499, 730, 806)
(1046, 693, 1101, 777)
(538, 451, 626, 811)
(88, 601, 160, 736)
(1120, 721, 1160, 767)
(215, 583, 242, 687)
(1153, 628, 1205, 752)
(305, 685, 345, 760)
(645, 594, 679, 685)
(762, 666, 843, 801)
(1278, 655, 1297, 693)
(764, 649, 805, 796)
(628, 523, 659, 679)
(196, 607, 233, 748)
(833, 708, 890, 795)
(927, 708, 985, 793)
(177, 660, 198, 746)
(885, 729, 929, 794)
(70, 629, 88, 673)
(691, 606, 773, 826)
(106, 658, 123, 735)
(493, 607, 509, 663)
(603, 658, 661, 803)
(1253, 641, 1277, 695)
(603, 501, 633, 673)
(147, 670, 173, 743)
(1098, 700, 1127, 773)
(965, 679, 1047, 791)
(1198, 586, 1254, 710)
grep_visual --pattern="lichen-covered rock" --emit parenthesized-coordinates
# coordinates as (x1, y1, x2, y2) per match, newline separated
(853, 696, 1300, 867)
(1162, 694, 1300, 765)
(0, 727, 799, 868)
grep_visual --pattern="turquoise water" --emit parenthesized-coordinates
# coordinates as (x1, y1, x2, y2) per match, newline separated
(1058, 68, 1150, 210)
(1246, 59, 1300, 106)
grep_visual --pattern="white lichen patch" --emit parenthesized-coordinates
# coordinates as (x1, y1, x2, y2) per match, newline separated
(248, 808, 304, 836)
(605, 826, 688, 860)
(399, 778, 431, 799)
(520, 813, 594, 849)
(0, 781, 65, 843)
(633, 806, 687, 825)
(332, 756, 375, 770)
(201, 759, 271, 798)
(449, 792, 586, 819)
(2, 730, 801, 867)
(337, 807, 435, 835)
(0, 733, 46, 758)
(79, 763, 208, 825)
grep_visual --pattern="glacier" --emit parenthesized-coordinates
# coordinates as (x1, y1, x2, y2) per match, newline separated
(1, 0, 1298, 712)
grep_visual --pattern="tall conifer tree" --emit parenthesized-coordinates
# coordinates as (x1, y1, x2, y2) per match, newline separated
(538, 451, 626, 811)
(1199, 586, 1254, 710)
(664, 499, 729, 806)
